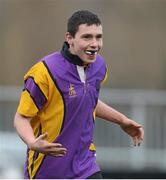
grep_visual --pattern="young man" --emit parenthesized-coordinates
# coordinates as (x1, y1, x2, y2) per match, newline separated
(14, 10, 144, 179)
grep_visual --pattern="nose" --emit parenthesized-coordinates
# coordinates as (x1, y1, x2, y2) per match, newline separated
(90, 38, 98, 48)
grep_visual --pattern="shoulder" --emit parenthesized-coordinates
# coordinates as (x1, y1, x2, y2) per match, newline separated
(96, 54, 105, 63)
(42, 51, 61, 60)
(93, 55, 107, 81)
(93, 54, 106, 71)
(42, 52, 64, 65)
(94, 54, 106, 68)
(24, 61, 45, 78)
(25, 52, 62, 76)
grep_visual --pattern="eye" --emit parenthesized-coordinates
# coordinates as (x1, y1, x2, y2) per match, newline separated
(82, 34, 92, 40)
(96, 34, 102, 39)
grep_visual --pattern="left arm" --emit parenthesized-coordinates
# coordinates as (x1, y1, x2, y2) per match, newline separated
(96, 99, 144, 146)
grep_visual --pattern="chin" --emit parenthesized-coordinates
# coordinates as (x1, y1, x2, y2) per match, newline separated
(83, 58, 96, 64)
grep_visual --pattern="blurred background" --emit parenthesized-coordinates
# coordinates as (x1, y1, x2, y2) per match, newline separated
(0, 0, 166, 178)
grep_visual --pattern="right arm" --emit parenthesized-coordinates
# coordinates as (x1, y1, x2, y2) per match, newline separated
(14, 112, 67, 157)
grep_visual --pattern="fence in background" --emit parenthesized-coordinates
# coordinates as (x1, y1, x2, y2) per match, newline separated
(0, 86, 166, 178)
(97, 89, 166, 172)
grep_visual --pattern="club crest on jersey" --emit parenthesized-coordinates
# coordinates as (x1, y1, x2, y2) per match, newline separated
(69, 84, 76, 97)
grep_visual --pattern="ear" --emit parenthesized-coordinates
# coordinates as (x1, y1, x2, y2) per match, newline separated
(65, 32, 74, 46)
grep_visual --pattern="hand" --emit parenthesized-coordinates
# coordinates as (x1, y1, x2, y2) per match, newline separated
(120, 118, 144, 146)
(28, 132, 67, 157)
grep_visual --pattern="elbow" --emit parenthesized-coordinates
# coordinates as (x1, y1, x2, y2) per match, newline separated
(13, 112, 22, 129)
(13, 112, 18, 129)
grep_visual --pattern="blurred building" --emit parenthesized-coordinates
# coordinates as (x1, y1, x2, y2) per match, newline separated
(0, 0, 165, 89)
(0, 0, 166, 178)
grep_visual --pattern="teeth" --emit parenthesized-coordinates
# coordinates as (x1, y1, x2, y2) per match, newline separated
(85, 50, 97, 55)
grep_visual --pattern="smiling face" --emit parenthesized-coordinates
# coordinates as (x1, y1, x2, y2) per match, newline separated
(65, 24, 103, 65)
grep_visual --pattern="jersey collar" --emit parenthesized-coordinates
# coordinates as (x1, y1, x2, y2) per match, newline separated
(61, 42, 85, 66)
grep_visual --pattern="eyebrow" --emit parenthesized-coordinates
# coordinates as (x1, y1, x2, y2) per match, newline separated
(81, 33, 103, 38)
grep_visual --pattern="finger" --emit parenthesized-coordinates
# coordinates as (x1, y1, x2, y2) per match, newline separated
(132, 124, 142, 129)
(41, 151, 66, 156)
(40, 142, 67, 152)
(47, 143, 63, 148)
(133, 126, 144, 138)
(134, 135, 144, 146)
(54, 143, 65, 148)
(55, 149, 67, 155)
(44, 145, 67, 153)
(45, 143, 67, 150)
(47, 143, 68, 151)
(139, 127, 144, 140)
(135, 128, 144, 142)
(40, 148, 67, 156)
(49, 153, 66, 157)
(137, 138, 141, 146)
(135, 124, 142, 128)
(133, 137, 137, 146)
(46, 149, 67, 156)
(133, 136, 141, 146)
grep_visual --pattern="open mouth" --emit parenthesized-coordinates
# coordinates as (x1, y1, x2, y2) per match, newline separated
(85, 50, 98, 55)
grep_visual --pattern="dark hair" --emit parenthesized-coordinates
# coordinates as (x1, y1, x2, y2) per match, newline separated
(67, 10, 101, 37)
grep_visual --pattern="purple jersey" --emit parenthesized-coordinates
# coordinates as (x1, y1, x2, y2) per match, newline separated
(17, 49, 107, 178)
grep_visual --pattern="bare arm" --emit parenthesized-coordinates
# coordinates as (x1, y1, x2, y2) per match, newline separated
(14, 112, 67, 156)
(96, 100, 144, 146)
(14, 112, 36, 145)
(96, 99, 127, 125)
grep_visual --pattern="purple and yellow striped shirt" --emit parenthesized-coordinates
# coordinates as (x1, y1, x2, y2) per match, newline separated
(17, 51, 107, 179)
